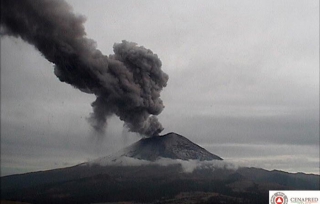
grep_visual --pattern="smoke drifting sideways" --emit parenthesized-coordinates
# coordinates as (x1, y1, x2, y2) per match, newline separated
(0, 0, 168, 137)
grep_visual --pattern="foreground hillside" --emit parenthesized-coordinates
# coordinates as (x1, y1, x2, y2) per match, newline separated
(2, 132, 319, 203)
(1, 163, 319, 204)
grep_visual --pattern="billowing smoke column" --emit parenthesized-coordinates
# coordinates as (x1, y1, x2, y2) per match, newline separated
(0, 0, 168, 136)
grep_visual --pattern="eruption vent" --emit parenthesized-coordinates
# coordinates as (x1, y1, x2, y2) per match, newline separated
(0, 0, 168, 136)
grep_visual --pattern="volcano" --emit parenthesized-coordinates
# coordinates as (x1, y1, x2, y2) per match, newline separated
(1, 132, 319, 204)
(95, 132, 222, 163)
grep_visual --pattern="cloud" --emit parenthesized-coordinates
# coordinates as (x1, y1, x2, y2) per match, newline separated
(202, 143, 320, 174)
(88, 156, 237, 173)
(1, 0, 168, 137)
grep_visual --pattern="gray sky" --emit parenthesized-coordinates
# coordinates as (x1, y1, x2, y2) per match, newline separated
(1, 0, 319, 176)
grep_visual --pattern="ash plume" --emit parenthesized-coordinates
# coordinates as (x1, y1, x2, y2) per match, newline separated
(0, 0, 168, 136)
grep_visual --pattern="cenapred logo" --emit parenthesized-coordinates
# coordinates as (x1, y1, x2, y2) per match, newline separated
(270, 192, 288, 204)
(270, 191, 320, 204)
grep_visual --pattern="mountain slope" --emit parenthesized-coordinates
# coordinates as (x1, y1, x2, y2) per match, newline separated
(1, 132, 319, 204)
(111, 132, 222, 161)
(1, 165, 319, 204)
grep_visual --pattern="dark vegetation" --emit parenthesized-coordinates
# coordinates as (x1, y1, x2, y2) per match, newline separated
(1, 164, 319, 204)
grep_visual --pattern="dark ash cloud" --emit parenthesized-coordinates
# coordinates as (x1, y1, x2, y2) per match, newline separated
(0, 0, 168, 136)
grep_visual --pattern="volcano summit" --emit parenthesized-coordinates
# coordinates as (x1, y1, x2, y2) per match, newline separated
(95, 132, 223, 163)
(1, 132, 319, 204)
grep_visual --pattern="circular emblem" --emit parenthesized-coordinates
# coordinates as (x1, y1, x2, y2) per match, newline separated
(270, 192, 288, 204)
